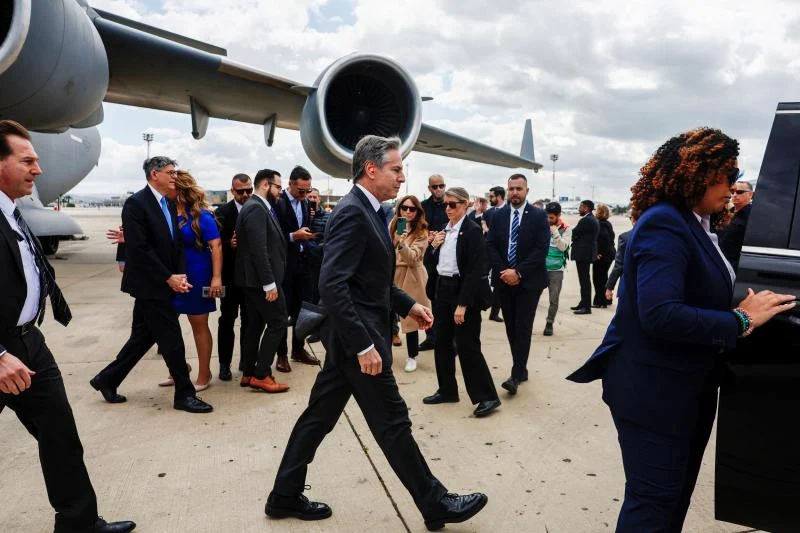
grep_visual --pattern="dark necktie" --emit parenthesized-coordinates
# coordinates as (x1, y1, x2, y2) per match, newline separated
(376, 207, 392, 246)
(13, 208, 72, 326)
(509, 209, 520, 267)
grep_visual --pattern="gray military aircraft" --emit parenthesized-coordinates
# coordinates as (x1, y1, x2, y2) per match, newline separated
(0, 0, 541, 253)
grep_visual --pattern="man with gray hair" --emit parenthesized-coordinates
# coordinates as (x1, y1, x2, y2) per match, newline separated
(268, 135, 488, 531)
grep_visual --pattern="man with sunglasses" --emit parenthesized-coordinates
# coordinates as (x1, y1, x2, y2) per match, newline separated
(719, 180, 753, 270)
(274, 166, 320, 371)
(214, 173, 253, 381)
(419, 174, 449, 351)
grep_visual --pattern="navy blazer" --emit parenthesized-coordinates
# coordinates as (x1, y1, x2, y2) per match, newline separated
(274, 189, 310, 270)
(319, 186, 415, 363)
(486, 203, 550, 292)
(567, 202, 739, 437)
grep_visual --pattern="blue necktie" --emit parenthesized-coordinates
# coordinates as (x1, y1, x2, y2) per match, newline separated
(509, 209, 520, 267)
(376, 207, 391, 244)
(160, 197, 174, 237)
(269, 207, 280, 225)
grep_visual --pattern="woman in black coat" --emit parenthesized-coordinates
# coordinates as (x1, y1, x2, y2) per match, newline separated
(592, 204, 616, 307)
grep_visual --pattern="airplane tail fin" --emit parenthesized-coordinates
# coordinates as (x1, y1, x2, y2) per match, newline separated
(520, 119, 535, 162)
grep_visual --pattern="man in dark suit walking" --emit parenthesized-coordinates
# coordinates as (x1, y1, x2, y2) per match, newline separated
(267, 135, 488, 531)
(485, 186, 506, 322)
(214, 173, 253, 381)
(419, 174, 449, 350)
(486, 174, 550, 395)
(0, 120, 135, 533)
(274, 166, 319, 371)
(570, 200, 600, 315)
(235, 169, 290, 393)
(90, 156, 212, 414)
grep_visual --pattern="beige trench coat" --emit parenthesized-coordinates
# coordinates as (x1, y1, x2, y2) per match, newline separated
(393, 231, 430, 334)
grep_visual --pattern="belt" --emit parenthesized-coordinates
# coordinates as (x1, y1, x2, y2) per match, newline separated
(7, 322, 36, 337)
(438, 274, 460, 281)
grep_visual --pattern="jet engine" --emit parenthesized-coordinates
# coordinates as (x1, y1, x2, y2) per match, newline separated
(0, 0, 108, 131)
(300, 54, 422, 178)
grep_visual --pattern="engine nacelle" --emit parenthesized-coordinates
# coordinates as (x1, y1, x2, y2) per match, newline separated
(0, 0, 109, 131)
(300, 54, 422, 178)
(31, 127, 101, 204)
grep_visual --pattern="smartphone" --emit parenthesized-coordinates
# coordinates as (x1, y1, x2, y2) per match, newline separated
(308, 200, 318, 211)
(202, 286, 226, 298)
(396, 217, 407, 235)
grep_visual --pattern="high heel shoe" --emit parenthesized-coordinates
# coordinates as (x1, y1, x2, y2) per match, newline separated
(157, 363, 192, 387)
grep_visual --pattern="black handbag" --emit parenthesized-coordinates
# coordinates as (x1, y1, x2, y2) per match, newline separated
(294, 301, 328, 339)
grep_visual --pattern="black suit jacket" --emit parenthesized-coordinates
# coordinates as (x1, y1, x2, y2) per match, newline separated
(718, 203, 751, 270)
(119, 186, 185, 301)
(571, 212, 600, 262)
(234, 196, 287, 289)
(430, 217, 492, 308)
(274, 189, 309, 271)
(214, 199, 241, 283)
(319, 186, 415, 361)
(486, 204, 550, 292)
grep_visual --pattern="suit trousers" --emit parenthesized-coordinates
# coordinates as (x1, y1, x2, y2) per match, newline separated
(497, 283, 544, 381)
(279, 262, 312, 355)
(433, 278, 498, 404)
(95, 298, 194, 400)
(242, 288, 288, 379)
(217, 284, 247, 371)
(575, 261, 592, 308)
(546, 270, 564, 324)
(272, 341, 449, 518)
(593, 259, 613, 305)
(612, 385, 718, 533)
(0, 328, 98, 532)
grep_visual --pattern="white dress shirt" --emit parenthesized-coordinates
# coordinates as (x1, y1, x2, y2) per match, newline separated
(437, 214, 467, 277)
(354, 184, 383, 356)
(286, 191, 305, 251)
(255, 194, 278, 293)
(235, 200, 244, 213)
(0, 191, 41, 327)
(507, 204, 525, 257)
(693, 211, 736, 285)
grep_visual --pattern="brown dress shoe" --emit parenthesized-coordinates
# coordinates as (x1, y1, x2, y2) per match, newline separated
(249, 375, 289, 393)
(392, 334, 402, 346)
(291, 349, 320, 366)
(240, 376, 252, 387)
(276, 355, 292, 373)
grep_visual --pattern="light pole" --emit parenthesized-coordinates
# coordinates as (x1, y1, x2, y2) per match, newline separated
(549, 153, 558, 200)
(142, 133, 154, 159)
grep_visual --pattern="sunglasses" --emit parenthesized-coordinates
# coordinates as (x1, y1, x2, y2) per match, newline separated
(444, 201, 464, 209)
(430, 184, 446, 190)
(295, 187, 313, 194)
(399, 205, 418, 213)
(731, 189, 750, 195)
(161, 169, 178, 177)
(233, 188, 253, 195)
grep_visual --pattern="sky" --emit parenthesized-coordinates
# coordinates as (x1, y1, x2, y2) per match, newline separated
(74, 0, 800, 204)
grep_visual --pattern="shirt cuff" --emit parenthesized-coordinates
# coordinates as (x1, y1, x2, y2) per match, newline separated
(263, 283, 277, 292)
(0, 349, 6, 358)
(288, 233, 295, 242)
(357, 344, 375, 356)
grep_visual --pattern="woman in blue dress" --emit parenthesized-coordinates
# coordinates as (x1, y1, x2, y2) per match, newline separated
(161, 170, 222, 391)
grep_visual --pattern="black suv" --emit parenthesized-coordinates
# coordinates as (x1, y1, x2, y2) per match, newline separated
(716, 101, 800, 532)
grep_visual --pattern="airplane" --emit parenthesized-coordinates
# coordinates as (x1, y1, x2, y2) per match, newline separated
(0, 0, 541, 253)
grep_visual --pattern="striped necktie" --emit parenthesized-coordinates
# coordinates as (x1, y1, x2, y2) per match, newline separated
(13, 208, 72, 326)
(509, 209, 520, 267)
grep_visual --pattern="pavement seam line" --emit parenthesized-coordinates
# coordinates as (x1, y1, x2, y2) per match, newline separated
(343, 407, 413, 533)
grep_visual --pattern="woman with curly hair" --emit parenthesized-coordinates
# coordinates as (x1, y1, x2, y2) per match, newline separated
(160, 170, 222, 391)
(389, 195, 430, 372)
(568, 128, 795, 532)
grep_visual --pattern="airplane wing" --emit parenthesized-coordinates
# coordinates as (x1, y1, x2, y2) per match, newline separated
(89, 7, 540, 175)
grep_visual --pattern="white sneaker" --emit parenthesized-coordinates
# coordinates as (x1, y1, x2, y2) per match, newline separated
(404, 357, 417, 372)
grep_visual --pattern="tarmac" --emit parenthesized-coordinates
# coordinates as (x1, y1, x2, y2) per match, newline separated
(0, 208, 761, 533)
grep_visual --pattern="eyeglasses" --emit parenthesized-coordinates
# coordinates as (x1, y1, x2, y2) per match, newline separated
(731, 189, 751, 195)
(161, 169, 178, 177)
(444, 201, 464, 209)
(270, 183, 282, 190)
(430, 184, 446, 190)
(233, 188, 253, 195)
(399, 205, 418, 213)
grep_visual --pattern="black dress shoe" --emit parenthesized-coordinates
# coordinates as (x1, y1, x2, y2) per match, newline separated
(425, 492, 488, 531)
(591, 303, 607, 309)
(418, 339, 436, 351)
(488, 313, 504, 322)
(543, 322, 554, 336)
(501, 377, 519, 395)
(473, 399, 501, 417)
(265, 491, 332, 521)
(569, 304, 584, 310)
(173, 396, 213, 413)
(89, 377, 127, 404)
(93, 517, 136, 532)
(423, 392, 460, 404)
(573, 307, 592, 315)
(218, 365, 232, 382)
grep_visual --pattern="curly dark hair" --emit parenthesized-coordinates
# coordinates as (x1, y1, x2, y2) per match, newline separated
(630, 128, 739, 221)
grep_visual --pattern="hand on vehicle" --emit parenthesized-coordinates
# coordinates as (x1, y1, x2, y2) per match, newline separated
(737, 288, 797, 328)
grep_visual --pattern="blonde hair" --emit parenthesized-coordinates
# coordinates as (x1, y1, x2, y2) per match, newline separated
(174, 170, 216, 249)
(596, 204, 611, 221)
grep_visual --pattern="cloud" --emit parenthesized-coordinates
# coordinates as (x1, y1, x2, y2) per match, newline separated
(77, 0, 800, 204)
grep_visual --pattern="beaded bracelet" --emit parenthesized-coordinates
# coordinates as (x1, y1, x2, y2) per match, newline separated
(733, 307, 754, 337)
